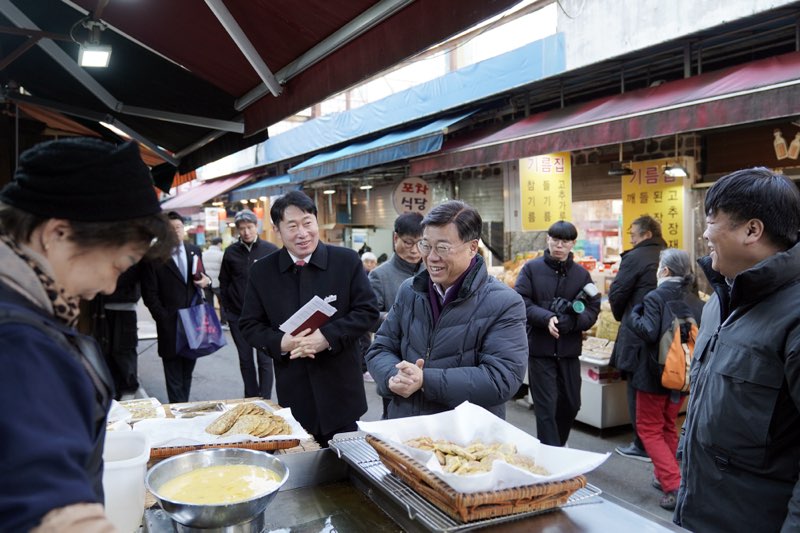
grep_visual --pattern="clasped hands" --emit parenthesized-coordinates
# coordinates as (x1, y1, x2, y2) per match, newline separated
(281, 328, 330, 359)
(388, 358, 425, 398)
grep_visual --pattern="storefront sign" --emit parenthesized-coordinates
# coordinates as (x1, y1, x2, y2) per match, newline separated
(204, 207, 220, 232)
(622, 158, 686, 251)
(393, 177, 432, 215)
(519, 152, 572, 231)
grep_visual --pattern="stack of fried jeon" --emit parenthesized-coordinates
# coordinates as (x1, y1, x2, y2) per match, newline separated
(404, 436, 549, 476)
(205, 403, 291, 438)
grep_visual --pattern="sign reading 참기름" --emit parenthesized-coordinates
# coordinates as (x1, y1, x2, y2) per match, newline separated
(622, 158, 687, 251)
(519, 152, 572, 231)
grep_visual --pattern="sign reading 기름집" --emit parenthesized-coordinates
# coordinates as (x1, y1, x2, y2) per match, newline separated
(622, 158, 687, 251)
(519, 152, 572, 231)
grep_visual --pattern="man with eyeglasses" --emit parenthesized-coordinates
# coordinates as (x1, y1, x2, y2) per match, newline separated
(366, 200, 527, 420)
(366, 212, 425, 414)
(514, 221, 600, 446)
(609, 214, 667, 462)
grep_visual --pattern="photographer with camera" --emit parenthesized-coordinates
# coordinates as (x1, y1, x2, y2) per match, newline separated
(515, 221, 600, 446)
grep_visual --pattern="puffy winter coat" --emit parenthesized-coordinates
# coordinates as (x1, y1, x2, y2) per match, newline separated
(608, 236, 667, 371)
(219, 238, 278, 318)
(674, 246, 800, 533)
(514, 250, 599, 358)
(366, 255, 527, 419)
(624, 279, 703, 393)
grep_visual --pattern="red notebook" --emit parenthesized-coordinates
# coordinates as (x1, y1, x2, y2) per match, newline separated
(279, 295, 337, 335)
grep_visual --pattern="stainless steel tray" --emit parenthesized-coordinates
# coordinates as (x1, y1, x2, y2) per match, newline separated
(330, 435, 603, 532)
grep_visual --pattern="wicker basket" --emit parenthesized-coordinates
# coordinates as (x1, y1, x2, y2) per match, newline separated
(366, 435, 586, 522)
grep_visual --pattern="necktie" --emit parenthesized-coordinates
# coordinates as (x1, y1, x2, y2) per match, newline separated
(295, 260, 306, 267)
(174, 248, 187, 280)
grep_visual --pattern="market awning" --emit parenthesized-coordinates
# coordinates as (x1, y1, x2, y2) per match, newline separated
(229, 175, 296, 203)
(288, 113, 472, 183)
(410, 51, 800, 175)
(160, 174, 252, 215)
(0, 0, 519, 173)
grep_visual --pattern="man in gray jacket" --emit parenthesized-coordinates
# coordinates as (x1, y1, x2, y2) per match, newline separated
(367, 212, 424, 416)
(675, 168, 800, 532)
(366, 201, 527, 419)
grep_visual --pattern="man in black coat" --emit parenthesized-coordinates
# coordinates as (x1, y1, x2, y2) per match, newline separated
(141, 211, 211, 403)
(220, 209, 278, 398)
(515, 221, 600, 446)
(239, 191, 379, 446)
(608, 214, 666, 461)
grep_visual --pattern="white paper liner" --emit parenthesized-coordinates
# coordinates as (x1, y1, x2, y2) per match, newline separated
(134, 406, 310, 448)
(358, 402, 609, 494)
(118, 397, 166, 422)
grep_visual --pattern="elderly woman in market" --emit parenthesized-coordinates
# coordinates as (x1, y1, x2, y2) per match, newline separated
(0, 138, 174, 531)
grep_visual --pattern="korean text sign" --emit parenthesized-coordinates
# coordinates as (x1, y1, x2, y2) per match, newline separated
(519, 152, 572, 231)
(622, 158, 686, 251)
(393, 177, 432, 215)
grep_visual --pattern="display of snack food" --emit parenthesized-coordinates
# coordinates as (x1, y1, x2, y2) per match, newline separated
(404, 437, 549, 476)
(118, 397, 164, 422)
(205, 403, 291, 438)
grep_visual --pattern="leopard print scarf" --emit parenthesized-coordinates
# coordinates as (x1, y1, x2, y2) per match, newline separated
(0, 233, 80, 327)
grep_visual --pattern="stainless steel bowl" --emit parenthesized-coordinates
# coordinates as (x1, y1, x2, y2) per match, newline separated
(145, 448, 289, 528)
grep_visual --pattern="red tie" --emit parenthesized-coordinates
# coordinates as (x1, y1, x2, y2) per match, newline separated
(295, 260, 306, 267)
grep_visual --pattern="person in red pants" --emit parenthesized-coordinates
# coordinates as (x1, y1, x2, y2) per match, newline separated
(624, 248, 704, 510)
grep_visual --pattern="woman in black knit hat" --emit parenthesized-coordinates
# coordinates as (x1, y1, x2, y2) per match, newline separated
(0, 137, 175, 531)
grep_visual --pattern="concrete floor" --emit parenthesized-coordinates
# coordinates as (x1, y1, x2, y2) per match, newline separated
(134, 302, 682, 528)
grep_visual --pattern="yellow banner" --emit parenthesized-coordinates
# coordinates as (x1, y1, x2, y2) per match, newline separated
(520, 152, 572, 231)
(621, 157, 686, 251)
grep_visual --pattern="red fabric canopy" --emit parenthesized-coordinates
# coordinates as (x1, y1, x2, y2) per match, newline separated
(411, 51, 800, 175)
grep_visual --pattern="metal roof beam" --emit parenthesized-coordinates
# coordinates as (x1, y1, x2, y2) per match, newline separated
(234, 0, 415, 111)
(5, 92, 179, 166)
(0, 0, 244, 133)
(205, 0, 283, 98)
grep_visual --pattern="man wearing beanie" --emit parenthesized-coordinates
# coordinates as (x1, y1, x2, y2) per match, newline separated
(0, 137, 175, 531)
(141, 211, 211, 403)
(220, 209, 278, 398)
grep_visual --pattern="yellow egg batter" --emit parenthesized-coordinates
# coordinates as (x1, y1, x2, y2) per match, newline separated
(158, 464, 281, 504)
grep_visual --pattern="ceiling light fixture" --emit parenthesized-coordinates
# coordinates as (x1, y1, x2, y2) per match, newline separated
(608, 143, 633, 176)
(323, 189, 336, 195)
(74, 18, 112, 68)
(664, 165, 688, 178)
(359, 184, 373, 190)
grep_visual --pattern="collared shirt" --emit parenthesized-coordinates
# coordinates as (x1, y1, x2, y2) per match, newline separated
(172, 245, 187, 280)
(432, 282, 458, 304)
(288, 251, 312, 265)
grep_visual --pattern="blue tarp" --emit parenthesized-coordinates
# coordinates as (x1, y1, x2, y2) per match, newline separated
(228, 175, 295, 203)
(288, 113, 471, 183)
(258, 34, 565, 167)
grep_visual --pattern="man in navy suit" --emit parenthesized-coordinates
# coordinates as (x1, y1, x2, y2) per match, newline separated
(141, 211, 211, 403)
(240, 192, 378, 446)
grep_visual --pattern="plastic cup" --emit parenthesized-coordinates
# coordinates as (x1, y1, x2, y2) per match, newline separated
(102, 430, 150, 532)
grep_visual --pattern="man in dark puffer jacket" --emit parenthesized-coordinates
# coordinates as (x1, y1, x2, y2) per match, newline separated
(515, 221, 599, 446)
(366, 201, 527, 420)
(609, 215, 667, 461)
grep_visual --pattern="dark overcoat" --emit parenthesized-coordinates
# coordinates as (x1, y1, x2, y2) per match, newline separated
(140, 243, 204, 360)
(239, 243, 379, 435)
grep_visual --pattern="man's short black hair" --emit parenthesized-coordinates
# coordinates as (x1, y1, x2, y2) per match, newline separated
(167, 211, 183, 222)
(270, 191, 317, 226)
(706, 167, 800, 249)
(547, 220, 578, 241)
(631, 214, 662, 238)
(394, 212, 423, 237)
(421, 200, 482, 242)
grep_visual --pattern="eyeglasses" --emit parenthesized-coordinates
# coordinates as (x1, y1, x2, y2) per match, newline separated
(417, 240, 472, 257)
(399, 237, 422, 248)
(548, 238, 574, 246)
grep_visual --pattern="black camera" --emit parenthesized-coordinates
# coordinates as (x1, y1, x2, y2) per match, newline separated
(549, 282, 600, 315)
